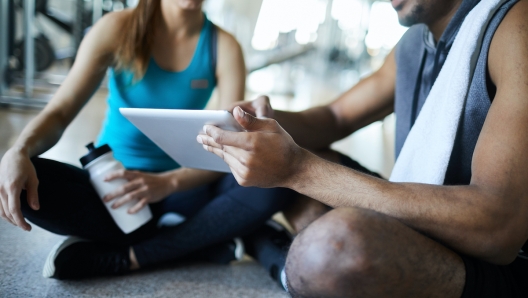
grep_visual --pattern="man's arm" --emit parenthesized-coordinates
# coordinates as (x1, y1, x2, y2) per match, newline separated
(240, 50, 396, 150)
(200, 0, 528, 265)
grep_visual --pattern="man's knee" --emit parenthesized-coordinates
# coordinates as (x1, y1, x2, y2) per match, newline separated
(285, 207, 388, 297)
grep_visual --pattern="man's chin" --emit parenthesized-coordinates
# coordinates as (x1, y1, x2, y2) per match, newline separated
(396, 11, 420, 27)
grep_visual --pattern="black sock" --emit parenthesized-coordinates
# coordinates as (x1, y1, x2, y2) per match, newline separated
(243, 222, 292, 289)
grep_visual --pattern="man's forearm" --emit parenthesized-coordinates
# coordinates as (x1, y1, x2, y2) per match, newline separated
(288, 150, 523, 264)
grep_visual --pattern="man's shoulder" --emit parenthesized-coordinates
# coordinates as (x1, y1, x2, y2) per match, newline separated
(488, 0, 528, 87)
(394, 24, 426, 63)
(493, 0, 528, 38)
(397, 24, 426, 47)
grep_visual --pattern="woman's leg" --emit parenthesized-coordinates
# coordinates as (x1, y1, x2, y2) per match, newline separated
(20, 158, 158, 246)
(25, 160, 291, 278)
(132, 174, 294, 267)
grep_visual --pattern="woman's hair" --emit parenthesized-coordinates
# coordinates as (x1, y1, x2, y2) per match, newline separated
(114, 0, 161, 81)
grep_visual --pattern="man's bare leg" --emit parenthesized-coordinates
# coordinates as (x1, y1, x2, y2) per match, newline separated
(283, 149, 340, 233)
(286, 207, 465, 298)
(283, 195, 331, 233)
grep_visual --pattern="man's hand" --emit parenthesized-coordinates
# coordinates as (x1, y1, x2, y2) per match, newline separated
(0, 149, 39, 231)
(227, 95, 274, 118)
(102, 170, 176, 214)
(198, 106, 305, 188)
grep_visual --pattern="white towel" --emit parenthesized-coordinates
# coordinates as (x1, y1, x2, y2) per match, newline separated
(389, 0, 506, 185)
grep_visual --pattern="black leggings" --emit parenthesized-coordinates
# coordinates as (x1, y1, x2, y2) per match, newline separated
(20, 158, 294, 267)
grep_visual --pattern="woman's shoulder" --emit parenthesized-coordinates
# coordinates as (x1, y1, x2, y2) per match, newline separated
(86, 10, 135, 52)
(215, 26, 243, 56)
(97, 9, 134, 28)
(213, 26, 245, 78)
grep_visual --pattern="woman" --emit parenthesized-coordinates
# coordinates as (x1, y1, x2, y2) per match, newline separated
(0, 0, 292, 280)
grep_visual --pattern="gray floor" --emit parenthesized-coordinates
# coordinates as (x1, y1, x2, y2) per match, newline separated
(0, 101, 288, 297)
(0, 220, 287, 297)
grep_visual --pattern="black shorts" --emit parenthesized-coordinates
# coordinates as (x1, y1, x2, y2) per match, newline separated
(461, 255, 528, 297)
(337, 153, 528, 297)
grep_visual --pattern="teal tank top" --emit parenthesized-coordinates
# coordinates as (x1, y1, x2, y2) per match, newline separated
(97, 15, 217, 172)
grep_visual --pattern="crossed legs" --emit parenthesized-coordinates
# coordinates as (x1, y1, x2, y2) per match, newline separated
(285, 207, 465, 298)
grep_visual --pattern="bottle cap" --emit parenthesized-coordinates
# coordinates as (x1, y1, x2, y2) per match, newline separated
(80, 142, 112, 167)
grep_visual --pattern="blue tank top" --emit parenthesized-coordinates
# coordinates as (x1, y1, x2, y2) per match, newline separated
(97, 15, 217, 172)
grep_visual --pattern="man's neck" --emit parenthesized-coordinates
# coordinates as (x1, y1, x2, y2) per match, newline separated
(427, 0, 464, 41)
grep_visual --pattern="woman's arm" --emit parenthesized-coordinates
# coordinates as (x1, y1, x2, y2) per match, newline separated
(12, 12, 128, 158)
(215, 28, 246, 109)
(0, 11, 130, 230)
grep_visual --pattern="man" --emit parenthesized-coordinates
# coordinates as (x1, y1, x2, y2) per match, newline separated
(198, 0, 528, 296)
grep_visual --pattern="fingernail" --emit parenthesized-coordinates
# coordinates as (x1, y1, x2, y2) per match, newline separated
(197, 136, 203, 144)
(237, 107, 244, 118)
(203, 125, 207, 133)
(33, 203, 40, 210)
(112, 204, 117, 209)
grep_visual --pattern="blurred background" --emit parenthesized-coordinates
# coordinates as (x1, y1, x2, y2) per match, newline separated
(0, 0, 407, 177)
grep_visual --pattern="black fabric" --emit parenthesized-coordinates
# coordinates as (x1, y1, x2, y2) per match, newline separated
(133, 174, 294, 266)
(20, 157, 294, 267)
(52, 241, 130, 280)
(461, 255, 528, 298)
(243, 223, 292, 287)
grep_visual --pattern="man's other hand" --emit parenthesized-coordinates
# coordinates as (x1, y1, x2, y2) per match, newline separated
(227, 95, 274, 118)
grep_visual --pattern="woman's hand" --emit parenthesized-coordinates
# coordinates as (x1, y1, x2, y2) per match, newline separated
(0, 149, 40, 231)
(102, 170, 177, 214)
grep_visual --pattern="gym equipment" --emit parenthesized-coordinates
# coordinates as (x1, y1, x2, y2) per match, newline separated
(0, 0, 132, 108)
(0, 0, 50, 107)
(13, 34, 55, 72)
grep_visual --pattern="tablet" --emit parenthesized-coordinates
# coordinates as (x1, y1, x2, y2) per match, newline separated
(120, 108, 244, 173)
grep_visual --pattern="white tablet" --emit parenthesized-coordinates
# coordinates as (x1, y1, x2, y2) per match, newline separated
(120, 108, 244, 173)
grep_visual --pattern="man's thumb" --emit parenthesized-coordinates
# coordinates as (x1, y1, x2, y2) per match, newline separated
(234, 106, 271, 132)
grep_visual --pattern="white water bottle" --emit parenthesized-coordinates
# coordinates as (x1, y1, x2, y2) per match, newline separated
(80, 143, 152, 234)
